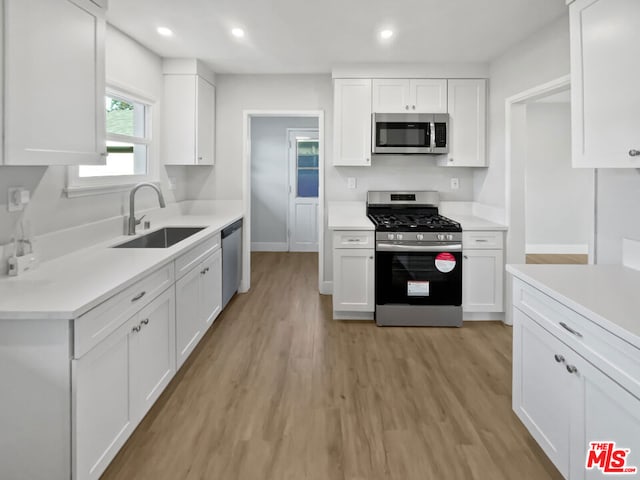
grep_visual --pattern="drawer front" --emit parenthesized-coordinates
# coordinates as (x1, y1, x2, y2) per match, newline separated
(175, 232, 221, 279)
(74, 263, 175, 358)
(333, 231, 374, 249)
(463, 231, 503, 249)
(513, 278, 640, 398)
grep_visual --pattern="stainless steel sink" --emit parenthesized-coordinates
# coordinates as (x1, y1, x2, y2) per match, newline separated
(113, 227, 205, 249)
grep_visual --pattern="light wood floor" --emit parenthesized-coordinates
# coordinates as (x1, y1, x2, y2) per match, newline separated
(526, 253, 588, 265)
(102, 252, 561, 480)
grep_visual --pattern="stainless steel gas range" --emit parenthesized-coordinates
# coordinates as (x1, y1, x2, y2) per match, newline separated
(367, 191, 463, 327)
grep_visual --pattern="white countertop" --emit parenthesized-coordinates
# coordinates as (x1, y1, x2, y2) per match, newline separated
(0, 207, 243, 320)
(446, 214, 507, 231)
(507, 264, 640, 348)
(327, 201, 374, 230)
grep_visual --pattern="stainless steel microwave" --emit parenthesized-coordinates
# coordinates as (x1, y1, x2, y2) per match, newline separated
(372, 113, 449, 155)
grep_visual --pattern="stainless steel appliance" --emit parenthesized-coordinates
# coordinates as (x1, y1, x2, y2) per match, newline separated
(222, 219, 243, 309)
(367, 191, 462, 327)
(372, 113, 449, 155)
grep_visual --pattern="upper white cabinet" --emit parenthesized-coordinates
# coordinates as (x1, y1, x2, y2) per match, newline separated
(372, 79, 447, 113)
(439, 79, 487, 167)
(333, 79, 372, 166)
(2, 0, 106, 166)
(570, 0, 640, 167)
(163, 59, 216, 166)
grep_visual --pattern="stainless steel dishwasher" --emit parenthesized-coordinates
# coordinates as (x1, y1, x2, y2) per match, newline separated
(222, 219, 243, 309)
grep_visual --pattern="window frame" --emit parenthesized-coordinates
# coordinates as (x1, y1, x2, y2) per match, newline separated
(66, 85, 157, 197)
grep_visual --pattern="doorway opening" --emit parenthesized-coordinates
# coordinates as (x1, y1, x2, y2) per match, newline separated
(505, 75, 596, 323)
(241, 111, 325, 293)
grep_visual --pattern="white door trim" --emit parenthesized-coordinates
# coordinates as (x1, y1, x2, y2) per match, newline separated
(504, 74, 596, 325)
(242, 110, 325, 293)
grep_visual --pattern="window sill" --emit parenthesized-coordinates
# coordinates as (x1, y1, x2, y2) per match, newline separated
(65, 180, 160, 198)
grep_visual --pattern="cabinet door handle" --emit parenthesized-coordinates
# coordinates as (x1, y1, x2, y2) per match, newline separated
(366, 158, 370, 163)
(475, 239, 488, 243)
(412, 105, 416, 110)
(369, 256, 373, 260)
(140, 319, 149, 326)
(132, 325, 141, 333)
(559, 322, 583, 338)
(629, 149, 640, 157)
(201, 269, 207, 275)
(405, 105, 409, 110)
(554, 354, 565, 364)
(131, 291, 146, 302)
(566, 364, 578, 374)
(463, 255, 468, 259)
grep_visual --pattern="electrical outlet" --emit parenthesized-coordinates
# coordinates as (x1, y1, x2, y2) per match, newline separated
(347, 177, 357, 189)
(450, 178, 459, 190)
(7, 187, 29, 212)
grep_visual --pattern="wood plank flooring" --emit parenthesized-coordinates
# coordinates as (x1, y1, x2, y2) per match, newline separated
(526, 253, 588, 265)
(102, 252, 561, 480)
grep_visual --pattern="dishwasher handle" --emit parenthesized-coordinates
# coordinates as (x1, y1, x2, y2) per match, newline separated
(222, 219, 243, 239)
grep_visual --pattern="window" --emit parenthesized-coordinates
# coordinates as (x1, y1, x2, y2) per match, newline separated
(296, 140, 319, 198)
(67, 87, 155, 196)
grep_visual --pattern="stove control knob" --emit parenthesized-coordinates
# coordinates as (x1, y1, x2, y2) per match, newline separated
(387, 233, 395, 240)
(437, 234, 445, 241)
(396, 234, 404, 240)
(416, 234, 424, 241)
(447, 234, 454, 241)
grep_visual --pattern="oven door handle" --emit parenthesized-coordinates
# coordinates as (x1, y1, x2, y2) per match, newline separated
(376, 243, 462, 252)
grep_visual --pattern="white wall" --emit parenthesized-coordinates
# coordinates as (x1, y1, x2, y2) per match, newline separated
(250, 116, 318, 249)
(0, 26, 188, 246)
(524, 102, 591, 252)
(595, 170, 640, 264)
(475, 14, 570, 212)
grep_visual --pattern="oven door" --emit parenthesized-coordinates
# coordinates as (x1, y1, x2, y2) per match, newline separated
(372, 113, 432, 154)
(375, 243, 462, 306)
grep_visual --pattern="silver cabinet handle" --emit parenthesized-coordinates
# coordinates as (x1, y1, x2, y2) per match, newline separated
(366, 158, 370, 163)
(132, 325, 141, 333)
(559, 322, 583, 338)
(405, 105, 409, 110)
(629, 149, 640, 157)
(449, 158, 454, 162)
(463, 255, 468, 259)
(100, 152, 108, 157)
(141, 319, 149, 326)
(201, 269, 207, 275)
(412, 105, 416, 110)
(131, 291, 146, 302)
(475, 239, 488, 243)
(554, 354, 565, 363)
(566, 364, 578, 374)
(369, 256, 373, 260)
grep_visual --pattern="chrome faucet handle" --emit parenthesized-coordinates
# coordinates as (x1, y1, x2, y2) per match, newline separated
(135, 214, 146, 226)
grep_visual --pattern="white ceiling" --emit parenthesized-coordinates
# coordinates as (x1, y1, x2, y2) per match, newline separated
(107, 0, 568, 74)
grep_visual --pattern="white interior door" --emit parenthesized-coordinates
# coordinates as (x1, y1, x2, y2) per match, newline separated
(288, 130, 319, 252)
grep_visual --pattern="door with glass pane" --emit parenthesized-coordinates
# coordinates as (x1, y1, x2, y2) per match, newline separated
(288, 130, 319, 252)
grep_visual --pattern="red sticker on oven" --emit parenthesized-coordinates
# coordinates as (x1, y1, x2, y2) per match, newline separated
(435, 252, 456, 273)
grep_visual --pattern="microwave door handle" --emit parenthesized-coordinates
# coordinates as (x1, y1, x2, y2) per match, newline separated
(430, 121, 436, 152)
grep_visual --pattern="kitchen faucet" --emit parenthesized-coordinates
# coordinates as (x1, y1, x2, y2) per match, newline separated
(128, 182, 166, 235)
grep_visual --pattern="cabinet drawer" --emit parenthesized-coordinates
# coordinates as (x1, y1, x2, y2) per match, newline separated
(333, 231, 374, 249)
(175, 232, 221, 279)
(74, 263, 175, 358)
(513, 278, 640, 398)
(463, 231, 503, 249)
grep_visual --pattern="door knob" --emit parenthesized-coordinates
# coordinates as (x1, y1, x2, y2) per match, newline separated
(629, 149, 640, 157)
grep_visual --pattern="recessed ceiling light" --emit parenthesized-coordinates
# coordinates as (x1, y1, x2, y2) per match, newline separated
(231, 28, 245, 38)
(380, 29, 394, 40)
(157, 26, 173, 37)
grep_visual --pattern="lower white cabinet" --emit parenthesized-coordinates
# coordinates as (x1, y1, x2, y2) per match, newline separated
(513, 280, 640, 479)
(176, 248, 222, 368)
(332, 235, 375, 317)
(462, 230, 504, 313)
(74, 287, 175, 480)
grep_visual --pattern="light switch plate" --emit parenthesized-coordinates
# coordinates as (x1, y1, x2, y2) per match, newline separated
(7, 187, 28, 212)
(347, 177, 357, 189)
(450, 178, 459, 190)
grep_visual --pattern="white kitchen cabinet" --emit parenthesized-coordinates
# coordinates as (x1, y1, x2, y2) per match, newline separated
(372, 79, 447, 113)
(2, 0, 106, 166)
(512, 277, 640, 479)
(569, 0, 640, 168)
(439, 79, 487, 167)
(176, 248, 222, 368)
(74, 286, 176, 480)
(333, 79, 372, 166)
(462, 230, 503, 313)
(163, 73, 215, 165)
(332, 231, 375, 318)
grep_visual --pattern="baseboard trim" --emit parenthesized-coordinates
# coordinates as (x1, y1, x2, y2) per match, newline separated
(463, 312, 506, 322)
(525, 244, 588, 254)
(333, 311, 374, 321)
(251, 242, 288, 252)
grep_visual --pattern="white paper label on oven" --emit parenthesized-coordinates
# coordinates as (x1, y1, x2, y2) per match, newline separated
(435, 252, 456, 273)
(407, 281, 429, 297)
